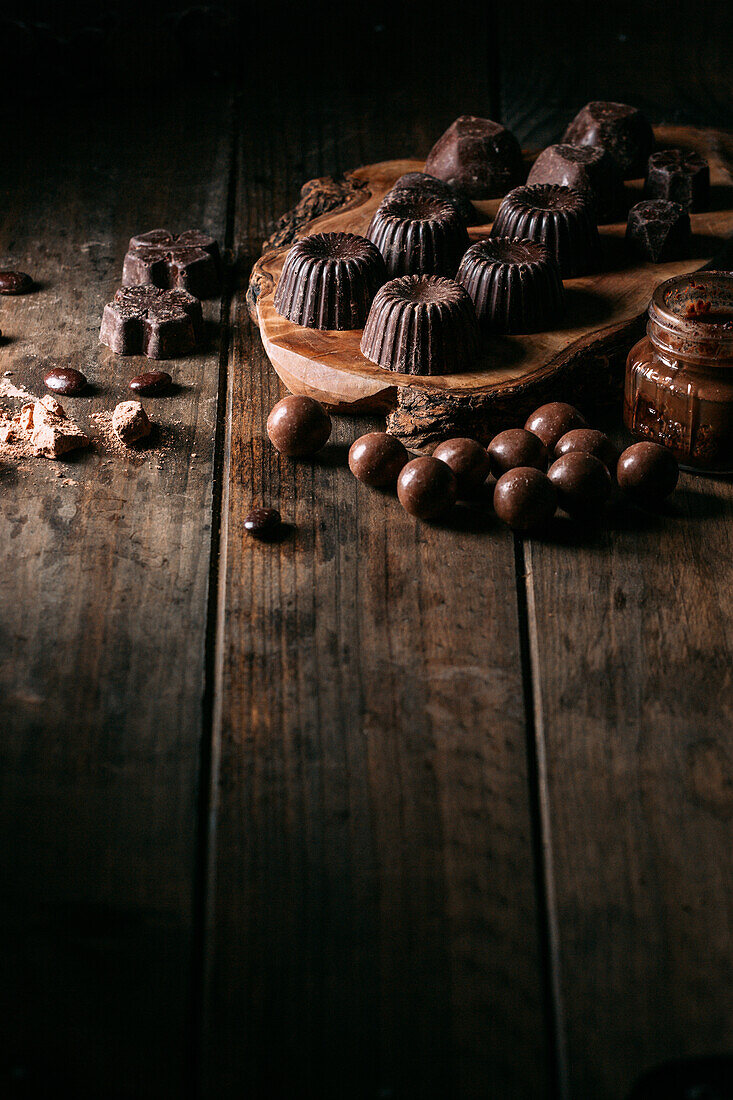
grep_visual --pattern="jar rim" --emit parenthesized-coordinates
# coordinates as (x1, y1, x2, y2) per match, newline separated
(648, 272, 733, 360)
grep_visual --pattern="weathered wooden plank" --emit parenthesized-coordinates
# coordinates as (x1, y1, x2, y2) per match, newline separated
(201, 79, 551, 1098)
(0, 93, 231, 1098)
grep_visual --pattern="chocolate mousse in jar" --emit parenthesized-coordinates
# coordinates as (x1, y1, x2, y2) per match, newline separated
(625, 272, 733, 472)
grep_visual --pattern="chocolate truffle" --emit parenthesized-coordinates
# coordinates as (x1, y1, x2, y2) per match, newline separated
(266, 395, 332, 457)
(123, 228, 221, 299)
(99, 285, 202, 360)
(644, 148, 710, 212)
(366, 192, 469, 278)
(244, 507, 282, 540)
(389, 171, 478, 226)
(0, 271, 33, 295)
(617, 441, 679, 501)
(490, 185, 601, 278)
(554, 428, 618, 472)
(626, 199, 691, 263)
(432, 437, 491, 495)
(457, 238, 564, 333)
(44, 367, 87, 396)
(274, 233, 387, 330)
(348, 432, 409, 487)
(361, 275, 480, 376)
(527, 143, 626, 223)
(493, 467, 557, 532)
(397, 456, 457, 519)
(563, 101, 654, 179)
(424, 116, 525, 200)
(488, 428, 548, 477)
(525, 402, 587, 451)
(548, 452, 612, 515)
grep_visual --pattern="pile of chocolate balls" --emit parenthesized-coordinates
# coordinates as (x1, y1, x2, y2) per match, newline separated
(248, 392, 679, 538)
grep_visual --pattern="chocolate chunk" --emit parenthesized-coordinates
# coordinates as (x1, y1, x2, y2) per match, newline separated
(424, 115, 525, 199)
(44, 367, 88, 395)
(348, 432, 409, 487)
(244, 507, 282, 540)
(366, 191, 469, 278)
(644, 148, 710, 212)
(274, 233, 387, 329)
(361, 275, 480, 376)
(617, 441, 679, 501)
(129, 370, 172, 396)
(457, 238, 564, 333)
(527, 143, 626, 222)
(493, 467, 557, 532)
(548, 452, 612, 515)
(123, 228, 220, 299)
(266, 395, 332, 457)
(432, 437, 491, 496)
(554, 428, 618, 472)
(112, 400, 152, 445)
(19, 395, 89, 458)
(488, 428, 548, 477)
(563, 101, 654, 178)
(99, 285, 202, 360)
(525, 402, 587, 451)
(389, 172, 479, 226)
(491, 185, 601, 278)
(397, 456, 457, 519)
(0, 271, 33, 295)
(626, 199, 691, 263)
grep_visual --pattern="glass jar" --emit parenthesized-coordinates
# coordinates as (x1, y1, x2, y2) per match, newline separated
(624, 272, 733, 472)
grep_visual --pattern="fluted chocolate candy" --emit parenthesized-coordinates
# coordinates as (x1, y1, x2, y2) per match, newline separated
(99, 285, 202, 359)
(525, 402, 587, 451)
(548, 452, 612, 515)
(274, 233, 387, 329)
(266, 395, 332, 457)
(348, 432, 409, 487)
(457, 238, 564, 333)
(493, 467, 556, 532)
(488, 428, 548, 477)
(527, 143, 626, 222)
(123, 229, 220, 299)
(366, 192, 469, 278)
(617, 441, 679, 501)
(361, 275, 480, 376)
(389, 172, 478, 226)
(563, 101, 654, 179)
(424, 115, 525, 200)
(644, 149, 710, 212)
(432, 438, 491, 496)
(491, 185, 601, 278)
(554, 428, 618, 472)
(626, 200, 690, 263)
(397, 456, 457, 519)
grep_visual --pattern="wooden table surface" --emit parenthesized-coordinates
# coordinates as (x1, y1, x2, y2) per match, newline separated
(2, 7, 733, 1097)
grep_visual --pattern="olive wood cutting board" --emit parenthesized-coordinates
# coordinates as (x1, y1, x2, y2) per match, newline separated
(248, 126, 733, 449)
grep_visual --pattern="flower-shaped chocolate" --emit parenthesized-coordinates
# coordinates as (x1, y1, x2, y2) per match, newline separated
(99, 285, 203, 360)
(122, 228, 220, 299)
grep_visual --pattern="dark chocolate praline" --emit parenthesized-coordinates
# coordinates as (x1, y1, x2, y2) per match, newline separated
(123, 228, 221, 299)
(432, 438, 492, 496)
(397, 456, 457, 520)
(527, 143, 626, 223)
(361, 275, 480, 376)
(348, 432, 409, 488)
(525, 402, 587, 451)
(389, 172, 478, 226)
(99, 285, 202, 360)
(644, 149, 710, 212)
(274, 232, 387, 330)
(457, 237, 564, 333)
(617, 442, 679, 502)
(563, 101, 654, 179)
(366, 191, 469, 278)
(424, 115, 525, 199)
(488, 428, 548, 477)
(548, 452, 613, 516)
(491, 185, 601, 278)
(626, 200, 691, 263)
(266, 395, 332, 457)
(493, 467, 557, 532)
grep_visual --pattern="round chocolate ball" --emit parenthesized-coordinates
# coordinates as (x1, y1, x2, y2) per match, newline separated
(244, 507, 282, 540)
(432, 437, 491, 495)
(493, 467, 557, 532)
(488, 428, 548, 477)
(348, 431, 409, 487)
(554, 427, 618, 472)
(397, 456, 457, 520)
(617, 441, 679, 502)
(525, 402, 587, 451)
(548, 452, 612, 515)
(44, 367, 87, 395)
(266, 395, 332, 457)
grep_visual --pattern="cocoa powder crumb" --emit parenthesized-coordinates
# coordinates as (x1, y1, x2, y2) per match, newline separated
(112, 401, 151, 445)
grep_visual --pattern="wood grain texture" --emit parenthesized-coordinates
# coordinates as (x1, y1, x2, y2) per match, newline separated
(0, 94, 231, 1098)
(201, 82, 551, 1100)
